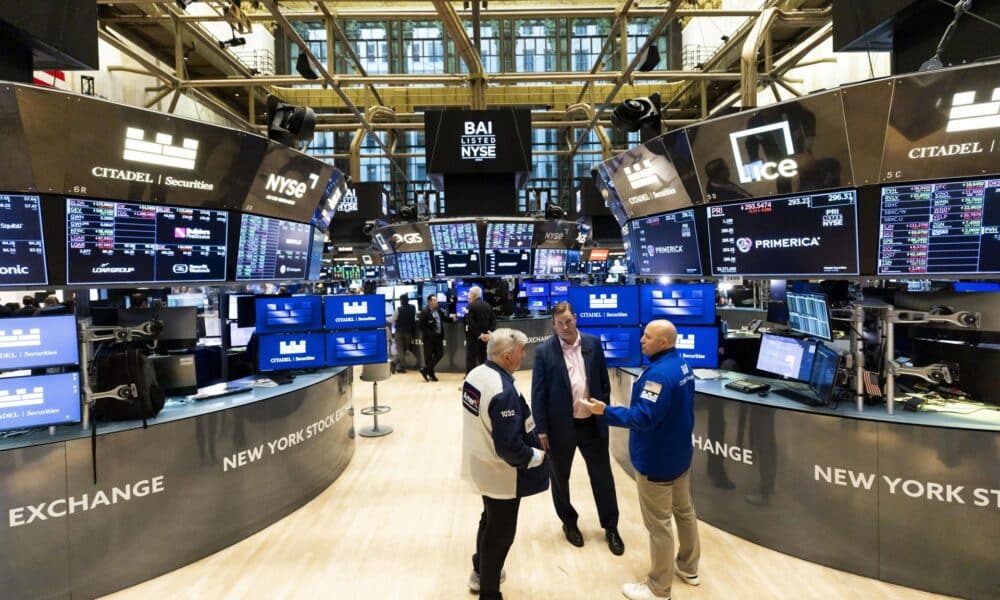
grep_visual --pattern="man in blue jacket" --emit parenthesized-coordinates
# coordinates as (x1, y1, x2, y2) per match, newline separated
(582, 319, 701, 600)
(531, 301, 622, 555)
(462, 328, 548, 600)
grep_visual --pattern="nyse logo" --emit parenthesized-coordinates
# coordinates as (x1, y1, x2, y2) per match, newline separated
(729, 121, 798, 183)
(338, 187, 358, 213)
(0, 265, 29, 276)
(392, 232, 423, 246)
(589, 293, 618, 309)
(946, 87, 1000, 132)
(343, 301, 368, 315)
(624, 159, 658, 188)
(279, 340, 307, 355)
(460, 120, 497, 161)
(123, 127, 198, 170)
(264, 172, 320, 203)
(677, 333, 696, 350)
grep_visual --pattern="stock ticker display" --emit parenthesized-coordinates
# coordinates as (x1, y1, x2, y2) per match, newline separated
(235, 214, 311, 281)
(878, 178, 1000, 275)
(484, 222, 533, 275)
(67, 198, 228, 284)
(629, 209, 703, 276)
(706, 190, 859, 276)
(0, 194, 47, 286)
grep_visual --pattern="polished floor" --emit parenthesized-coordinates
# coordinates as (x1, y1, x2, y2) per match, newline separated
(104, 369, 948, 599)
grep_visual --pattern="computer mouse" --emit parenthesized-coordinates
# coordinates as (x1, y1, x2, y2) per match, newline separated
(757, 390, 769, 397)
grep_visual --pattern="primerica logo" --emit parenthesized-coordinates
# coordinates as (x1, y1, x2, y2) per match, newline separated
(736, 238, 753, 253)
(0, 265, 29, 275)
(343, 301, 368, 315)
(279, 339, 307, 355)
(92, 263, 135, 274)
(589, 293, 618, 309)
(739, 237, 820, 253)
(460, 120, 497, 161)
(123, 127, 198, 170)
(646, 245, 684, 256)
(729, 121, 799, 183)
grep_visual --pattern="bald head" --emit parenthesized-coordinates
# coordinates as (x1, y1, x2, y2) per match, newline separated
(640, 319, 677, 357)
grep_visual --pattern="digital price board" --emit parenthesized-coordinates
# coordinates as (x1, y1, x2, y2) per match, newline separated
(0, 194, 47, 286)
(235, 214, 311, 281)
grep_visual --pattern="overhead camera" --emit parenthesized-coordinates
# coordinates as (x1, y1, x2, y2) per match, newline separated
(265, 94, 316, 149)
(544, 203, 566, 220)
(362, 221, 378, 238)
(397, 204, 419, 222)
(611, 93, 661, 133)
(218, 36, 247, 49)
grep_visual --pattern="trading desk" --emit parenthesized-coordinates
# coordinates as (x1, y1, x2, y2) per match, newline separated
(0, 367, 355, 599)
(611, 367, 999, 600)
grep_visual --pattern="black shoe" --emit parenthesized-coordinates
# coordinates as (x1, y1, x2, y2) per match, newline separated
(429, 372, 439, 382)
(562, 524, 584, 547)
(419, 368, 430, 382)
(606, 528, 625, 556)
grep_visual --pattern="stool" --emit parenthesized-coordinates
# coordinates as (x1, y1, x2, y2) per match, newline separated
(358, 361, 392, 437)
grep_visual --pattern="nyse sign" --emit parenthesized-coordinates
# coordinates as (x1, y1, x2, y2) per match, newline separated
(460, 121, 497, 161)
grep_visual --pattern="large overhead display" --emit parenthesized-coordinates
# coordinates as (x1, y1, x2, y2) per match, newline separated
(379, 222, 432, 253)
(424, 108, 531, 174)
(568, 285, 640, 327)
(431, 221, 481, 276)
(484, 221, 533, 276)
(243, 144, 336, 223)
(235, 214, 311, 281)
(66, 198, 228, 285)
(878, 177, 1000, 275)
(0, 193, 47, 287)
(0, 89, 36, 192)
(706, 190, 859, 276)
(881, 62, 1000, 183)
(396, 251, 433, 280)
(629, 209, 703, 276)
(687, 92, 853, 201)
(600, 130, 702, 219)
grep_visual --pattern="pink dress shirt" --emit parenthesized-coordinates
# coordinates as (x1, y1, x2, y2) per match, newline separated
(560, 333, 591, 419)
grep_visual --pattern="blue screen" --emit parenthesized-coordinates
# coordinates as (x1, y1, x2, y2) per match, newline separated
(326, 329, 388, 366)
(786, 291, 832, 340)
(646, 325, 718, 368)
(580, 327, 641, 368)
(526, 282, 550, 297)
(0, 372, 81, 432)
(324, 294, 386, 330)
(527, 297, 549, 311)
(549, 295, 568, 307)
(307, 226, 326, 281)
(0, 315, 80, 370)
(639, 283, 716, 325)
(756, 333, 817, 381)
(456, 301, 469, 317)
(568, 285, 640, 326)
(258, 332, 326, 371)
(954, 281, 1000, 292)
(550, 281, 570, 296)
(255, 296, 323, 333)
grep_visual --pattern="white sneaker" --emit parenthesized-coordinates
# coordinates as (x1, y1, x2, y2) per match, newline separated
(675, 561, 700, 586)
(621, 580, 669, 599)
(467, 568, 506, 592)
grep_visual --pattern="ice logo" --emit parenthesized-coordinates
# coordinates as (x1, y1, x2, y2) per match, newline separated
(736, 237, 753, 253)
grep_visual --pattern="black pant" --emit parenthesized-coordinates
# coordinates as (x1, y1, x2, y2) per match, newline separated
(548, 416, 619, 530)
(473, 495, 521, 600)
(465, 339, 487, 374)
(422, 333, 444, 374)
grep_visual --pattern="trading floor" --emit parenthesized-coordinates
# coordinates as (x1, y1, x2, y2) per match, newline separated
(102, 369, 944, 600)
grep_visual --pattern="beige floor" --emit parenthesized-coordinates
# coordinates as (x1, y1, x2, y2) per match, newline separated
(104, 369, 949, 600)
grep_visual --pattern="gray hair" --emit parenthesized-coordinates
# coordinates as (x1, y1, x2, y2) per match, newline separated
(486, 328, 527, 361)
(468, 285, 483, 301)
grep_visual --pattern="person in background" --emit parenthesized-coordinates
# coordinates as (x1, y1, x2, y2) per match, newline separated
(390, 293, 419, 374)
(418, 293, 455, 382)
(130, 292, 149, 309)
(581, 320, 701, 600)
(531, 301, 622, 555)
(464, 286, 496, 374)
(461, 328, 548, 600)
(14, 295, 36, 316)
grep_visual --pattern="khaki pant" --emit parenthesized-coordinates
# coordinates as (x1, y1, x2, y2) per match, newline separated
(636, 469, 701, 598)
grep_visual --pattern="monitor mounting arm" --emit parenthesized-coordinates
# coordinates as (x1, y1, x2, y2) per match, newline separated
(78, 320, 162, 429)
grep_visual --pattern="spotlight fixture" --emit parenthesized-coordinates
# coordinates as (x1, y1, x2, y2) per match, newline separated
(176, 0, 195, 9)
(610, 93, 661, 133)
(636, 44, 660, 72)
(362, 221, 378, 238)
(218, 36, 247, 49)
(398, 204, 419, 222)
(544, 203, 566, 220)
(296, 52, 320, 80)
(265, 94, 317, 149)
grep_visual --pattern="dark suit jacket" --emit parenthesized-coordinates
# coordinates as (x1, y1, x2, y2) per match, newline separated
(418, 306, 450, 339)
(464, 299, 496, 342)
(531, 332, 612, 444)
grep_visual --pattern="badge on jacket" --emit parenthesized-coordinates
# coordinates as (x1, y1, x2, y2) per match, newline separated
(639, 380, 661, 402)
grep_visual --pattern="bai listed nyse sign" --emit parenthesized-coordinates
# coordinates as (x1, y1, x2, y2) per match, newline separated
(460, 121, 497, 161)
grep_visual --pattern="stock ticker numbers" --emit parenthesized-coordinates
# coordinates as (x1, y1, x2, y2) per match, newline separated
(0, 194, 47, 286)
(878, 179, 1000, 275)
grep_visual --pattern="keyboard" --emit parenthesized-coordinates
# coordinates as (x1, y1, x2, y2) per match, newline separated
(772, 387, 825, 407)
(724, 380, 771, 394)
(189, 384, 253, 402)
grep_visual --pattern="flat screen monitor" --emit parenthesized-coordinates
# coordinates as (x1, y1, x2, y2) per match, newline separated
(809, 345, 840, 402)
(382, 254, 399, 279)
(394, 284, 419, 305)
(326, 329, 388, 366)
(485, 222, 534, 249)
(534, 248, 580, 277)
(674, 325, 719, 369)
(877, 177, 1000, 275)
(254, 295, 323, 334)
(229, 322, 254, 347)
(550, 281, 570, 296)
(257, 332, 326, 371)
(234, 214, 311, 281)
(433, 250, 482, 277)
(0, 315, 79, 370)
(66, 198, 228, 284)
(580, 327, 641, 368)
(786, 291, 832, 340)
(396, 251, 433, 280)
(307, 226, 326, 281)
(324, 294, 386, 330)
(117, 307, 197, 341)
(456, 301, 469, 318)
(167, 293, 207, 309)
(639, 283, 716, 325)
(756, 333, 817, 381)
(525, 282, 550, 297)
(630, 209, 703, 276)
(0, 372, 81, 432)
(954, 281, 1000, 292)
(767, 279, 789, 324)
(456, 284, 471, 303)
(568, 285, 640, 326)
(0, 194, 48, 287)
(227, 293, 253, 321)
(527, 297, 549, 311)
(430, 221, 479, 250)
(706, 190, 859, 276)
(484, 249, 531, 276)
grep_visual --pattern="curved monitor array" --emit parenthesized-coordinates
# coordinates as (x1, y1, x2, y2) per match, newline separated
(600, 59, 1000, 278)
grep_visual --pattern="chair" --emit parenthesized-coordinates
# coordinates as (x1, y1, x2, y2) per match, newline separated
(358, 361, 393, 437)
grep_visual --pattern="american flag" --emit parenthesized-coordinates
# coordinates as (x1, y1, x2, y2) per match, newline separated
(863, 370, 882, 397)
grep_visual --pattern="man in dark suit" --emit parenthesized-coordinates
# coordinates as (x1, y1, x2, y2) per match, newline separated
(531, 301, 623, 555)
(464, 286, 496, 374)
(418, 293, 455, 382)
(391, 294, 419, 374)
